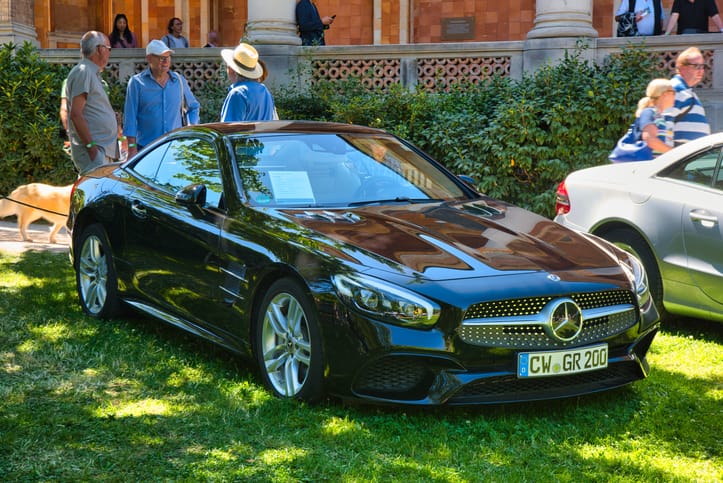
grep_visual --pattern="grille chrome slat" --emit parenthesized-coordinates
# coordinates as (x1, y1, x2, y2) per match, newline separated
(459, 290, 638, 349)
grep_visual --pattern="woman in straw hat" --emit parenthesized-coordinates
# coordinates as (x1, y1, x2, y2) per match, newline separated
(220, 43, 276, 122)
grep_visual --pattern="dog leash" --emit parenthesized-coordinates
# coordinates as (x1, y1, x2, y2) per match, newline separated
(0, 195, 69, 217)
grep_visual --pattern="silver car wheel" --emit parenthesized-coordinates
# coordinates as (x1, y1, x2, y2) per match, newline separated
(78, 234, 109, 316)
(260, 292, 312, 397)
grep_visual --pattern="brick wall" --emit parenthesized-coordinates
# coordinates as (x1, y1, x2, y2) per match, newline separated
(23, 0, 706, 49)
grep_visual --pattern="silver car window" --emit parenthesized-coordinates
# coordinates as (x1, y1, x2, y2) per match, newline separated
(661, 146, 721, 189)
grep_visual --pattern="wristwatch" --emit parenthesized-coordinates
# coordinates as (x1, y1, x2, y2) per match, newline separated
(86, 141, 96, 149)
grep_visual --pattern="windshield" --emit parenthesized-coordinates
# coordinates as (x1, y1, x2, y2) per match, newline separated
(232, 133, 469, 207)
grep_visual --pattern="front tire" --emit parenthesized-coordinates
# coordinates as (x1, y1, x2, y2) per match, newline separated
(75, 224, 121, 318)
(602, 228, 667, 321)
(254, 278, 324, 402)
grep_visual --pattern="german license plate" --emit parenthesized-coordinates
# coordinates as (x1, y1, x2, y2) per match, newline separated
(517, 344, 608, 378)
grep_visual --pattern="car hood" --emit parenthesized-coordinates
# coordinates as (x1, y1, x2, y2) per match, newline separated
(278, 200, 624, 282)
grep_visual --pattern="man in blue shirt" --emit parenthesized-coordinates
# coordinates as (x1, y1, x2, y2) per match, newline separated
(219, 43, 276, 122)
(669, 47, 711, 146)
(123, 39, 200, 157)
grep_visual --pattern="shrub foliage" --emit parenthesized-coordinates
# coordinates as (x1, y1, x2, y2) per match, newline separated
(0, 43, 75, 195)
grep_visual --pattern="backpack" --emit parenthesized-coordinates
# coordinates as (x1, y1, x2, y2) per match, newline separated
(617, 0, 639, 37)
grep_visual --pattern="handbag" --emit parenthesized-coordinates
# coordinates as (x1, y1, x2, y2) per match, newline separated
(617, 11, 639, 37)
(175, 71, 189, 126)
(609, 119, 653, 163)
(617, 0, 639, 37)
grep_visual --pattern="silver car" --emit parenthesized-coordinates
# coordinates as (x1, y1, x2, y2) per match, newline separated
(555, 133, 723, 323)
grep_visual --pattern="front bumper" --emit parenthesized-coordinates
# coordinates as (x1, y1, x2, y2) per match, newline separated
(332, 290, 660, 406)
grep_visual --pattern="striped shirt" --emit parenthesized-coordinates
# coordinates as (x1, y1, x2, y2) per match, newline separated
(669, 74, 710, 146)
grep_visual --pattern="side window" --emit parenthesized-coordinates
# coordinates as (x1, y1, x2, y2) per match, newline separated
(661, 147, 721, 188)
(146, 138, 224, 208)
(130, 142, 169, 180)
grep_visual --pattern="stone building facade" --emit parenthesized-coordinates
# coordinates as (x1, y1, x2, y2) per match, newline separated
(0, 0, 690, 49)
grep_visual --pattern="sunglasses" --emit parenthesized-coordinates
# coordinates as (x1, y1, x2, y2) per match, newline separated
(685, 63, 706, 70)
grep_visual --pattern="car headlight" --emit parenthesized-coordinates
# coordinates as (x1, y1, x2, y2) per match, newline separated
(332, 273, 440, 328)
(622, 253, 650, 304)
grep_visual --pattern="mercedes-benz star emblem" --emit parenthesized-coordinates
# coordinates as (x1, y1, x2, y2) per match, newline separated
(548, 299, 583, 342)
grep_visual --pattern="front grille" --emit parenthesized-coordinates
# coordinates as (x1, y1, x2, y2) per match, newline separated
(464, 290, 635, 320)
(458, 310, 637, 349)
(448, 364, 644, 404)
(459, 290, 638, 349)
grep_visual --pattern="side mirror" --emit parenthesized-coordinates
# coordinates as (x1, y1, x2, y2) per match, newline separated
(175, 184, 207, 217)
(457, 174, 479, 191)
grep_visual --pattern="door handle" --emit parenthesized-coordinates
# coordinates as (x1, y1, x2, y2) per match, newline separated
(130, 199, 148, 219)
(689, 209, 718, 228)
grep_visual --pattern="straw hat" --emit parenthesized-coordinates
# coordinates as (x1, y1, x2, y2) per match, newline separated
(221, 43, 264, 80)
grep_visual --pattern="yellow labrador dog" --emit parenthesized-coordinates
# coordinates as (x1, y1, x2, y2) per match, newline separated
(0, 183, 72, 243)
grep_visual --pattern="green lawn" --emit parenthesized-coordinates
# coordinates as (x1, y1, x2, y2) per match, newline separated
(1, 251, 721, 482)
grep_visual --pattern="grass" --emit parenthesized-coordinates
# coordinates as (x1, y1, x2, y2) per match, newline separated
(1, 250, 721, 482)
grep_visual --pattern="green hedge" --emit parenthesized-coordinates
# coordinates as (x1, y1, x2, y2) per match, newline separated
(0, 43, 75, 195)
(2, 43, 658, 219)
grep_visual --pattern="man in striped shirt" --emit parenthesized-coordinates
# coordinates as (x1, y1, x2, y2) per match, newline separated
(670, 47, 711, 146)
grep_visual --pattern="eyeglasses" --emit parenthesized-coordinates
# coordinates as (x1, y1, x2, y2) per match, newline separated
(97, 45, 112, 51)
(154, 55, 171, 62)
(685, 63, 706, 70)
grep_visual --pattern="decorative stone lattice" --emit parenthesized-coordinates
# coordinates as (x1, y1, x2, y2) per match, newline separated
(63, 50, 715, 93)
(311, 59, 401, 89)
(173, 61, 225, 91)
(416, 57, 511, 91)
(310, 57, 511, 91)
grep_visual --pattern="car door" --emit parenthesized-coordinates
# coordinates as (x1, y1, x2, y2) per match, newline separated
(123, 136, 234, 333)
(661, 147, 723, 306)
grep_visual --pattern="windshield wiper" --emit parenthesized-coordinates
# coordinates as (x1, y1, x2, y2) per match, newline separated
(348, 197, 440, 207)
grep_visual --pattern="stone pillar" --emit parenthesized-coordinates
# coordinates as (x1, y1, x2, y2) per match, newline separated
(245, 0, 301, 45)
(527, 0, 597, 39)
(523, 0, 597, 75)
(0, 0, 39, 47)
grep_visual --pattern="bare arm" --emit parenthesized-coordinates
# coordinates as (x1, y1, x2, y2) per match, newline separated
(60, 97, 68, 131)
(664, 12, 679, 35)
(712, 14, 723, 31)
(69, 92, 99, 159)
(642, 125, 671, 154)
(126, 136, 138, 158)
